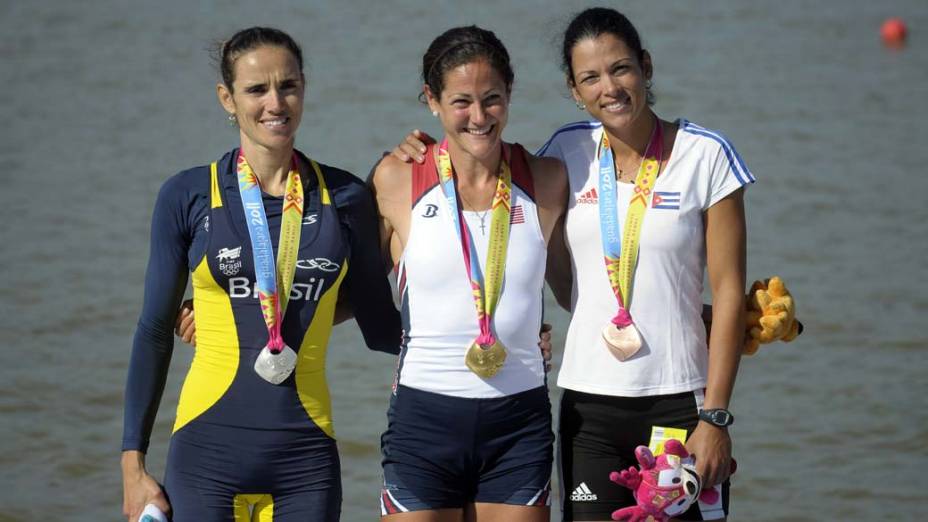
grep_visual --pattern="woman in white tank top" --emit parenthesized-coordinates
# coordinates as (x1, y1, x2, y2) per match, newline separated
(371, 26, 567, 522)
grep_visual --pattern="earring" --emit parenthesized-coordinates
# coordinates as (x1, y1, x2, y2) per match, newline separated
(432, 110, 439, 117)
(227, 113, 237, 126)
(575, 101, 586, 111)
(646, 80, 652, 89)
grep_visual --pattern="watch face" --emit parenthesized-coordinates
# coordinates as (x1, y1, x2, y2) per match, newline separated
(703, 409, 733, 426)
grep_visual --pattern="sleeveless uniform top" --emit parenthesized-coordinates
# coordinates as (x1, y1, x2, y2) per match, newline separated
(394, 143, 546, 398)
(123, 149, 400, 452)
(538, 119, 755, 397)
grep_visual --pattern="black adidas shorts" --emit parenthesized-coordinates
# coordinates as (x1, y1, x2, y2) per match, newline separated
(558, 389, 730, 521)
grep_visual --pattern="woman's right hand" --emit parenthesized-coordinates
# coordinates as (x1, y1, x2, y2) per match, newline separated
(389, 129, 435, 164)
(174, 299, 196, 346)
(121, 451, 171, 522)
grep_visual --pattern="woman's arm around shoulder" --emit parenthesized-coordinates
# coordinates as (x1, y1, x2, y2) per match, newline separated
(369, 154, 414, 266)
(525, 153, 572, 310)
(525, 153, 568, 245)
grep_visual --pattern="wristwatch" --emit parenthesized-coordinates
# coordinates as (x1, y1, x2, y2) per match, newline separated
(698, 408, 734, 427)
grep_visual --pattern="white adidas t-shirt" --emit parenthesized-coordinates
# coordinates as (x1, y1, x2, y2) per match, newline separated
(538, 119, 755, 397)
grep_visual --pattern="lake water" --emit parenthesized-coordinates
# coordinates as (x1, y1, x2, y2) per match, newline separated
(1, 1, 926, 520)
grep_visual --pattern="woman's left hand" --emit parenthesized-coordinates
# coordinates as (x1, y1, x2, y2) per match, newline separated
(685, 422, 732, 487)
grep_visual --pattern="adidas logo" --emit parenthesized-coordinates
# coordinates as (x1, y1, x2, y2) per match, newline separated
(577, 187, 598, 204)
(569, 482, 598, 502)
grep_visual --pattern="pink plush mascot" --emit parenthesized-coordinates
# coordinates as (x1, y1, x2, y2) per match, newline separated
(608, 439, 728, 522)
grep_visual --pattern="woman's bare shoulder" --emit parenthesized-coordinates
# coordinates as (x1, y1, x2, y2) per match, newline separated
(525, 152, 568, 199)
(369, 154, 413, 198)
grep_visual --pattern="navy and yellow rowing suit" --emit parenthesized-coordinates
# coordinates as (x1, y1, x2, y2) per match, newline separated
(122, 149, 401, 521)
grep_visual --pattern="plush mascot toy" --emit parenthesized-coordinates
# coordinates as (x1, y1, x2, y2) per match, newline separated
(608, 439, 726, 522)
(743, 276, 801, 355)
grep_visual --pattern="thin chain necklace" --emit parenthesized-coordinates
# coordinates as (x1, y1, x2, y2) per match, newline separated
(448, 151, 501, 236)
(458, 190, 491, 235)
(614, 158, 636, 183)
(612, 119, 658, 183)
(615, 165, 627, 182)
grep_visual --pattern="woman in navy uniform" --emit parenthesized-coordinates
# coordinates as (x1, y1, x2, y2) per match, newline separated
(121, 27, 400, 522)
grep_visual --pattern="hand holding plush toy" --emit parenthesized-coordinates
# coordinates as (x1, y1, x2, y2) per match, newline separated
(608, 439, 725, 522)
(743, 276, 801, 355)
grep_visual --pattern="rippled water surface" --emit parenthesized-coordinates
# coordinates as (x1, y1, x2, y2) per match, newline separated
(1, 1, 926, 520)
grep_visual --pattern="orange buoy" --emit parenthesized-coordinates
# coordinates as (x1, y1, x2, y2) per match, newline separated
(881, 18, 907, 48)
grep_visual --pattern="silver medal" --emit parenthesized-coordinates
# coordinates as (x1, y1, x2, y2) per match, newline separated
(254, 344, 297, 384)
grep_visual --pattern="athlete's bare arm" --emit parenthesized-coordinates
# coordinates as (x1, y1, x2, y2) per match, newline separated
(686, 188, 746, 488)
(525, 154, 568, 246)
(369, 154, 414, 269)
(528, 154, 572, 312)
(544, 216, 572, 312)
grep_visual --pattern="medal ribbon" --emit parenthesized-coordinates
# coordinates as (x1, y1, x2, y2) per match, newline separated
(236, 151, 304, 353)
(597, 121, 663, 327)
(436, 139, 512, 347)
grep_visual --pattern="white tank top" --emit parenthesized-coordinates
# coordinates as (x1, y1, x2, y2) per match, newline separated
(395, 144, 546, 398)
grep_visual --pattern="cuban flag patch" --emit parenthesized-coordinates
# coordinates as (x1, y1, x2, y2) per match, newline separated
(651, 191, 681, 210)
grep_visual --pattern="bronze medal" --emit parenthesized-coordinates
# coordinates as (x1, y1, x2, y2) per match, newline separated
(602, 323, 642, 361)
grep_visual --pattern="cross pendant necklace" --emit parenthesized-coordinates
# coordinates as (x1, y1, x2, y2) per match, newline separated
(460, 190, 490, 236)
(475, 211, 489, 235)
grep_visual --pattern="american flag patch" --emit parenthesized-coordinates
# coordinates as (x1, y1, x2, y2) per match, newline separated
(652, 191, 681, 210)
(510, 205, 525, 224)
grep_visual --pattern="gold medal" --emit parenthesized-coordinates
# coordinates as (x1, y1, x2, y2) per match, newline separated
(465, 340, 507, 378)
(602, 323, 642, 361)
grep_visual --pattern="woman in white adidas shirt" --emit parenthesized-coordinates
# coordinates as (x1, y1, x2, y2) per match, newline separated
(395, 8, 750, 521)
(541, 8, 748, 521)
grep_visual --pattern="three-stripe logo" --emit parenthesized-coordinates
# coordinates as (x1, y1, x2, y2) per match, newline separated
(569, 482, 598, 501)
(577, 188, 599, 205)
